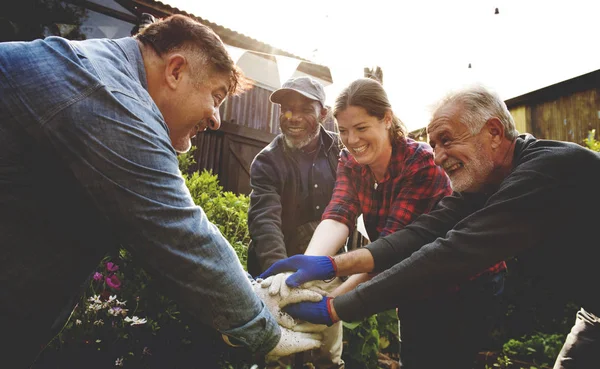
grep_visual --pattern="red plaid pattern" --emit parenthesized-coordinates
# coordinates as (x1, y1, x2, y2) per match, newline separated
(323, 138, 452, 238)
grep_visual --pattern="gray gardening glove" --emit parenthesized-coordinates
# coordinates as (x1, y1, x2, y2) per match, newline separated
(253, 277, 327, 333)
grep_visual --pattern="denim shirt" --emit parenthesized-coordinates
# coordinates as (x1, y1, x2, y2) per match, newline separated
(0, 36, 279, 361)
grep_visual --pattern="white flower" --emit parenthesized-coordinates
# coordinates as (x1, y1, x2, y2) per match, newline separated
(107, 295, 117, 304)
(116, 299, 127, 306)
(86, 303, 104, 312)
(107, 307, 128, 317)
(115, 357, 123, 367)
(93, 319, 104, 326)
(124, 316, 147, 326)
(75, 319, 82, 326)
(88, 295, 102, 304)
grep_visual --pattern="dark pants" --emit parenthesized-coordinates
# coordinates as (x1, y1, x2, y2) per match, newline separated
(397, 273, 504, 369)
(553, 308, 600, 369)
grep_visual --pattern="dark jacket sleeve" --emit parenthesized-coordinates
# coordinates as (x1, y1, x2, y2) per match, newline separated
(248, 151, 288, 271)
(335, 168, 562, 322)
(366, 192, 490, 272)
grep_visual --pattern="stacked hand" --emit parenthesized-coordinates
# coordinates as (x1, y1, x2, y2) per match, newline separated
(282, 296, 336, 326)
(251, 277, 326, 332)
(266, 327, 322, 360)
(251, 278, 328, 359)
(259, 255, 337, 287)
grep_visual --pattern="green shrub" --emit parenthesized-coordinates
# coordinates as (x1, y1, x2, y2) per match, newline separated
(491, 332, 566, 368)
(184, 170, 250, 268)
(342, 309, 399, 369)
(584, 129, 600, 152)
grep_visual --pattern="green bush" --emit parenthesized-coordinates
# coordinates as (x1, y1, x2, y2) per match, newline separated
(584, 129, 600, 152)
(184, 170, 250, 269)
(489, 332, 566, 369)
(342, 309, 399, 369)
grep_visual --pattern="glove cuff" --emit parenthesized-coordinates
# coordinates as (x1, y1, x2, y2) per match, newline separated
(327, 256, 337, 277)
(326, 297, 338, 325)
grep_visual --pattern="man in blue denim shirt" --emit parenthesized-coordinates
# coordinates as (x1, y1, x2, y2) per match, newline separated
(0, 14, 321, 368)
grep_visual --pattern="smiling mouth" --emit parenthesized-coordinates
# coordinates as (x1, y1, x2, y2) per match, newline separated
(192, 123, 207, 136)
(444, 162, 463, 173)
(351, 144, 368, 155)
(286, 126, 305, 134)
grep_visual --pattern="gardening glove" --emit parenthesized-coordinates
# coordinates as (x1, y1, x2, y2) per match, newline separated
(301, 279, 336, 296)
(259, 255, 337, 288)
(260, 272, 292, 299)
(266, 327, 323, 360)
(281, 296, 337, 326)
(252, 278, 326, 332)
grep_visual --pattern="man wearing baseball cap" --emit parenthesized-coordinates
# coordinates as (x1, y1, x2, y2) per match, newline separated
(247, 76, 344, 368)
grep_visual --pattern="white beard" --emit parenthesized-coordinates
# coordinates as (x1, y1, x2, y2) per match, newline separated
(449, 143, 494, 192)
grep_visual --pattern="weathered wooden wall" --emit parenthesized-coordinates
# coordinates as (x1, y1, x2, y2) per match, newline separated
(189, 121, 276, 195)
(507, 70, 600, 145)
(510, 89, 600, 144)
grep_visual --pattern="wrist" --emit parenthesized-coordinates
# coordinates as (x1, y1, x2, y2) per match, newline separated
(326, 297, 340, 324)
(327, 256, 338, 277)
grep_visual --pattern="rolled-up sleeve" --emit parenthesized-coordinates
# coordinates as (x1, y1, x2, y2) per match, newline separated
(322, 153, 360, 233)
(44, 88, 280, 354)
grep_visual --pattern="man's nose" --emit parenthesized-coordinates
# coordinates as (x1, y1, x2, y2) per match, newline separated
(207, 108, 221, 130)
(433, 147, 446, 167)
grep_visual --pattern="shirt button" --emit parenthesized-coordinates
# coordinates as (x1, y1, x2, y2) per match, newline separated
(316, 205, 320, 210)
(314, 184, 318, 188)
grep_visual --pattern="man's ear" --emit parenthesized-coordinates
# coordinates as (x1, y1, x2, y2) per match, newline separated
(320, 107, 329, 122)
(485, 117, 505, 149)
(164, 54, 187, 90)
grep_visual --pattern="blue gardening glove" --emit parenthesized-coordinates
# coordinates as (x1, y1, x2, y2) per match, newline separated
(259, 255, 337, 288)
(281, 297, 336, 326)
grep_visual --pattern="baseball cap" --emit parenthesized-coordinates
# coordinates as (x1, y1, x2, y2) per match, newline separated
(270, 76, 326, 107)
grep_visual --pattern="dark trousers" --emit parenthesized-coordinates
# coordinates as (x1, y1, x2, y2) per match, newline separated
(397, 273, 504, 369)
(553, 308, 600, 369)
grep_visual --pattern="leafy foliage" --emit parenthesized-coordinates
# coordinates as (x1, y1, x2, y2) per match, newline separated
(342, 309, 399, 369)
(584, 129, 600, 152)
(184, 170, 250, 268)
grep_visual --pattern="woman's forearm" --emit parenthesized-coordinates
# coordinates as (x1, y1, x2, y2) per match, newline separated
(304, 219, 350, 256)
(329, 273, 373, 297)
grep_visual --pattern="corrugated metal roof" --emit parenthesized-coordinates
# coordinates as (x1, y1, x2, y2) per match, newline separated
(124, 0, 332, 82)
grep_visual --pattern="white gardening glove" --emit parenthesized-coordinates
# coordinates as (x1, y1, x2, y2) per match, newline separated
(261, 272, 292, 298)
(266, 327, 323, 360)
(253, 278, 327, 333)
(300, 279, 335, 296)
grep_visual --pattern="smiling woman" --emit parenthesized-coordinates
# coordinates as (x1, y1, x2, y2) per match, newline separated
(302, 77, 453, 368)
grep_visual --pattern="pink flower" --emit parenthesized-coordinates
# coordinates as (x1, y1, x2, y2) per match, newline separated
(106, 274, 121, 290)
(93, 272, 103, 281)
(106, 262, 119, 272)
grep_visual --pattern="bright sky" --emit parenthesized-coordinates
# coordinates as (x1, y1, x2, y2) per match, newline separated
(166, 0, 600, 131)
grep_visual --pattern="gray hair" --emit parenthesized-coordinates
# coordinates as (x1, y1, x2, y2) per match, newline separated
(433, 85, 519, 140)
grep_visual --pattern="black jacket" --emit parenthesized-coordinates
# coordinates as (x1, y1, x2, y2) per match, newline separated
(247, 126, 341, 276)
